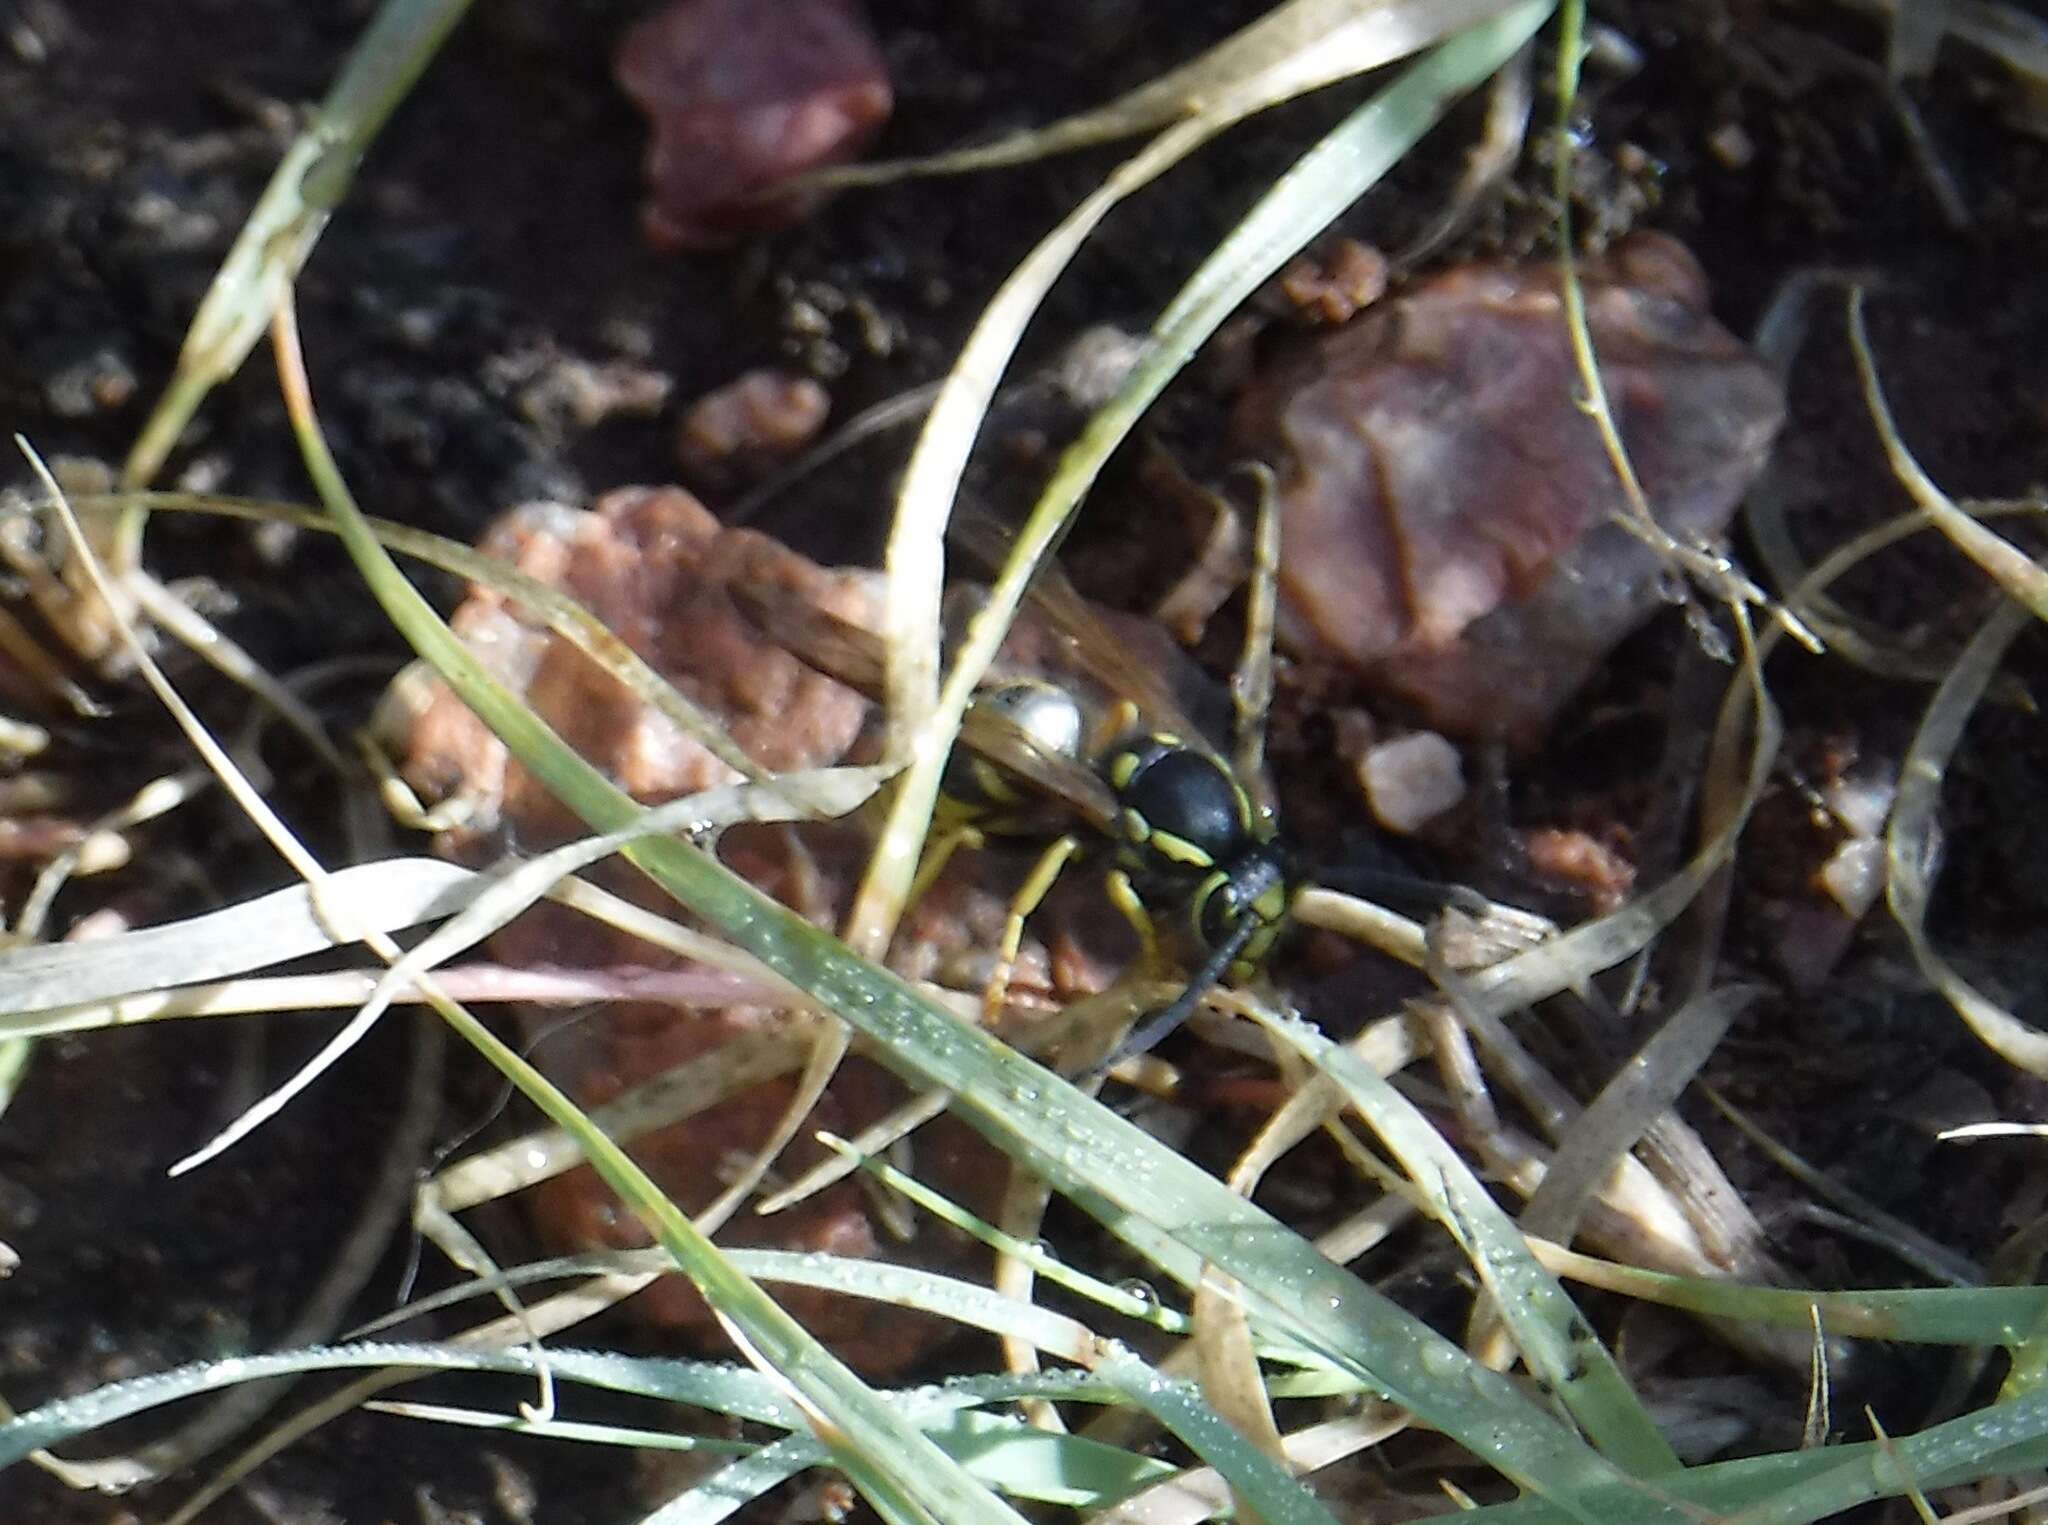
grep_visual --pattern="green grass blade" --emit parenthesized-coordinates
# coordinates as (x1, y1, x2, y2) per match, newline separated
(122, 0, 476, 495)
(279, 315, 1027, 1525)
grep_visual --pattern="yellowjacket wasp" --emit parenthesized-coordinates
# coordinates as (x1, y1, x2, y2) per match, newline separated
(730, 552, 1293, 1064)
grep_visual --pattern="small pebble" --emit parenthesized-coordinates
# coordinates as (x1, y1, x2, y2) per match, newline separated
(616, 0, 892, 249)
(678, 368, 830, 472)
(1359, 731, 1465, 834)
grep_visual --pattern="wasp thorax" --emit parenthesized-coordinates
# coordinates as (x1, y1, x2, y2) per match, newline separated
(1107, 737, 1252, 871)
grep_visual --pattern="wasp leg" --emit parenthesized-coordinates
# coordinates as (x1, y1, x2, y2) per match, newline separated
(981, 832, 1083, 1025)
(1088, 698, 1144, 761)
(1102, 866, 1162, 969)
(910, 814, 987, 907)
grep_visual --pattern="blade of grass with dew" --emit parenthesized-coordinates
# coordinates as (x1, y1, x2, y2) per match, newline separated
(0, 1342, 810, 1465)
(1244, 1009, 1678, 1473)
(1091, 1350, 1344, 1525)
(1532, 1244, 2048, 1347)
(445, 998, 1027, 1520)
(650, 1373, 1205, 1523)
(120, 0, 475, 501)
(1416, 1397, 2048, 1525)
(368, 1400, 751, 1457)
(1887, 598, 2047, 1073)
(651, 1436, 820, 1525)
(849, 0, 1552, 953)
(822, 1132, 1195, 1333)
(155, 1273, 658, 1525)
(274, 299, 1029, 1525)
(362, 1244, 1357, 1391)
(365, 1247, 1127, 1365)
(912, 1407, 1176, 1508)
(704, 1254, 1109, 1366)
(268, 177, 1655, 1525)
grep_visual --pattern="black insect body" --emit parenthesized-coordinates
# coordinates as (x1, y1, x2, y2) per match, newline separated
(1103, 732, 1291, 985)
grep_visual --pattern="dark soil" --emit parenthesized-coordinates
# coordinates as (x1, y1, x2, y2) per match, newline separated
(1, 0, 2044, 1520)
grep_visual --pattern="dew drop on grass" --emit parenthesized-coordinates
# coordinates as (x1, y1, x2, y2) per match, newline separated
(1116, 1278, 1160, 1309)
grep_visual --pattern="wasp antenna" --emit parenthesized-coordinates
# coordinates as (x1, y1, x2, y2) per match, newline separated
(1110, 912, 1263, 1069)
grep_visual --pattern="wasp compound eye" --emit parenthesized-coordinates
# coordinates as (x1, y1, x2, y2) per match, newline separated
(1194, 844, 1291, 953)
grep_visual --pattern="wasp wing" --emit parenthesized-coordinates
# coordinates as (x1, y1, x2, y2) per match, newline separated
(949, 511, 1235, 773)
(728, 577, 1121, 832)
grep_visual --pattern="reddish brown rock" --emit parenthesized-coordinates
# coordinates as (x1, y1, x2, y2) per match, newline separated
(1234, 233, 1784, 748)
(399, 486, 881, 852)
(616, 0, 892, 250)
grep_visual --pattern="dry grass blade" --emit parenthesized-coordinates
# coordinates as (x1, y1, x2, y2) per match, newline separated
(796, 0, 1533, 190)
(1519, 984, 1761, 1243)
(1887, 599, 2045, 1073)
(1848, 287, 2048, 623)
(173, 771, 876, 1178)
(1192, 1265, 1288, 1496)
(0, 859, 474, 1021)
